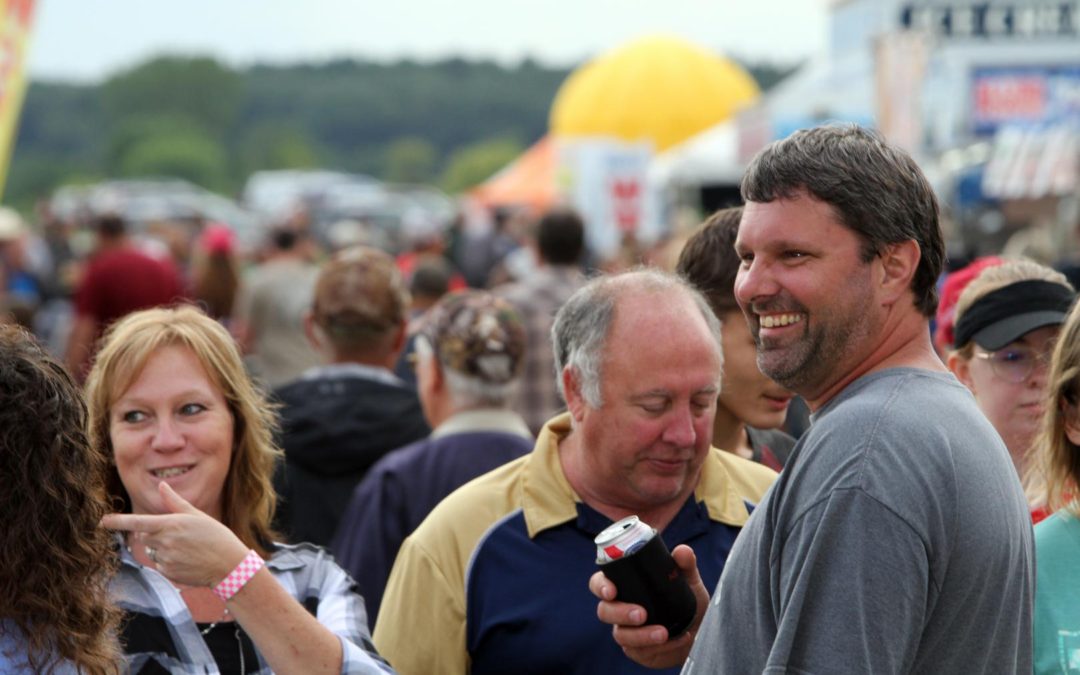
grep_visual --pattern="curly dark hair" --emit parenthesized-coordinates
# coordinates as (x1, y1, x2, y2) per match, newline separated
(742, 124, 944, 317)
(0, 324, 121, 674)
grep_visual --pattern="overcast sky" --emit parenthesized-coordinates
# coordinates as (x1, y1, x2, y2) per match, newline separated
(27, 0, 829, 82)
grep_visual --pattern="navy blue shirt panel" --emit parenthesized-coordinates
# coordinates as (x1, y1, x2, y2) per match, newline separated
(465, 497, 742, 675)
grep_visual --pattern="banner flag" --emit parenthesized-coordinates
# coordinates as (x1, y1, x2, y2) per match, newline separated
(0, 0, 35, 200)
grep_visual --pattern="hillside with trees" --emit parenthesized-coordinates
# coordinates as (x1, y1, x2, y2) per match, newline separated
(7, 55, 796, 209)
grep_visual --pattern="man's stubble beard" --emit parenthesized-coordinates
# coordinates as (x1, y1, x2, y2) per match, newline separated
(755, 284, 878, 394)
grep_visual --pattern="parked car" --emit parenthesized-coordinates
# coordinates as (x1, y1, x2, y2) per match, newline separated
(50, 179, 261, 251)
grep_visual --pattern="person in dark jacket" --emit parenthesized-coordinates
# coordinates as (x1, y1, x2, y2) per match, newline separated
(273, 246, 430, 546)
(333, 290, 533, 624)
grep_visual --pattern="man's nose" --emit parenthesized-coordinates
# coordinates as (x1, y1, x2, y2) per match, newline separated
(662, 407, 697, 448)
(734, 259, 778, 309)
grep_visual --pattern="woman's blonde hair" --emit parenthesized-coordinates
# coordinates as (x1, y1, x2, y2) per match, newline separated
(1024, 300, 1080, 514)
(951, 258, 1072, 358)
(85, 305, 282, 556)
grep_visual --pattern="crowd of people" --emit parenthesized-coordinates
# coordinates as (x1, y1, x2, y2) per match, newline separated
(0, 123, 1078, 675)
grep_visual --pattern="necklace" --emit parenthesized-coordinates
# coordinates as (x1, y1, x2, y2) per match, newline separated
(200, 616, 247, 673)
(199, 607, 231, 635)
(235, 626, 246, 674)
(125, 541, 232, 638)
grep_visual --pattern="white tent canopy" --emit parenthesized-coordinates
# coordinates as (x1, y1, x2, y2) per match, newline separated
(648, 120, 742, 188)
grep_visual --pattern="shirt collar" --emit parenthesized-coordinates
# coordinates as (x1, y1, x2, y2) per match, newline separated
(300, 362, 404, 387)
(537, 265, 585, 280)
(521, 413, 756, 538)
(520, 414, 580, 538)
(693, 446, 759, 528)
(115, 533, 138, 568)
(431, 408, 533, 440)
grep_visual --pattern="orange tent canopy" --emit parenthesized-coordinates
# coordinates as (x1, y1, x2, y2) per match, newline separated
(470, 135, 557, 211)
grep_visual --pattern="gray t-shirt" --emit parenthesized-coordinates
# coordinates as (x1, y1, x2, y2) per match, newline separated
(685, 368, 1033, 674)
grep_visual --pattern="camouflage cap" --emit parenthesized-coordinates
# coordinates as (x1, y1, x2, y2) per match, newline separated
(421, 290, 526, 384)
(313, 246, 409, 339)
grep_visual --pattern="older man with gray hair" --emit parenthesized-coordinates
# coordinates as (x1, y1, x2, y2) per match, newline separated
(373, 269, 777, 675)
(333, 290, 534, 626)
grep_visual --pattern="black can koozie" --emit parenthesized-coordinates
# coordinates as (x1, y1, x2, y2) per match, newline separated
(598, 534, 697, 637)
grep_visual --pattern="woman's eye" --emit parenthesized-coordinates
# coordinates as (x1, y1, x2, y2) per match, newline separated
(121, 410, 147, 423)
(997, 350, 1031, 365)
(180, 403, 207, 416)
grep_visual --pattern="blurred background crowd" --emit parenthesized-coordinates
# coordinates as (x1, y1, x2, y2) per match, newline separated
(0, 0, 1077, 353)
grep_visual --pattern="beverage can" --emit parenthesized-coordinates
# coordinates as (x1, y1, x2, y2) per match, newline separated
(595, 515, 655, 563)
(593, 514, 697, 637)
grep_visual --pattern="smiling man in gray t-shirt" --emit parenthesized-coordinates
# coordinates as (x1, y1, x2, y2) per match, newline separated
(688, 368, 1030, 673)
(591, 126, 1033, 674)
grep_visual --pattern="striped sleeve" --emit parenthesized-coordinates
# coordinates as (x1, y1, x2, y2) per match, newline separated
(272, 545, 394, 674)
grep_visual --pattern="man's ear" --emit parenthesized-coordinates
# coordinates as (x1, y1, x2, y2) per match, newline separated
(562, 366, 588, 422)
(878, 239, 920, 306)
(390, 319, 408, 354)
(303, 311, 323, 351)
(429, 354, 446, 394)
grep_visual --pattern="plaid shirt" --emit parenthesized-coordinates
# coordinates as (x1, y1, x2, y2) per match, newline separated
(111, 538, 393, 674)
(494, 266, 586, 434)
(0, 619, 79, 674)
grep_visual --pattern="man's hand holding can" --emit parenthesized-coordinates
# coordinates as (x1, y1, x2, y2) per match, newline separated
(590, 542, 710, 670)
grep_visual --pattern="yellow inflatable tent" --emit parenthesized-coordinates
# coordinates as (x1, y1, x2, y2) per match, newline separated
(549, 35, 760, 152)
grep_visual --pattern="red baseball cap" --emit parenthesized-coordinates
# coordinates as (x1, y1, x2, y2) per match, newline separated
(199, 222, 235, 255)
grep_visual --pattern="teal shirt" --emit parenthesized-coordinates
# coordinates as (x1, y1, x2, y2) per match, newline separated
(1034, 509, 1080, 674)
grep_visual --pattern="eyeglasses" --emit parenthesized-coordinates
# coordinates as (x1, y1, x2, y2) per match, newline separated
(973, 346, 1051, 384)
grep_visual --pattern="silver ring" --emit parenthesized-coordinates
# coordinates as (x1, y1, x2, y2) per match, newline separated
(146, 546, 158, 563)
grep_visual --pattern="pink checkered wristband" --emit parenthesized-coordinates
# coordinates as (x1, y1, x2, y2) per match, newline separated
(213, 550, 265, 602)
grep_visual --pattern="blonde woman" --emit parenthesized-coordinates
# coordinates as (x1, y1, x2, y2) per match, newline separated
(946, 259, 1074, 501)
(1026, 299, 1080, 673)
(87, 305, 390, 674)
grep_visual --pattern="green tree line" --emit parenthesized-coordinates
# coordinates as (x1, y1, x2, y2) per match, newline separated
(7, 55, 795, 209)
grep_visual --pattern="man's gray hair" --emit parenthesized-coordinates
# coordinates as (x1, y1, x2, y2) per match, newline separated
(415, 335, 519, 409)
(551, 268, 723, 408)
